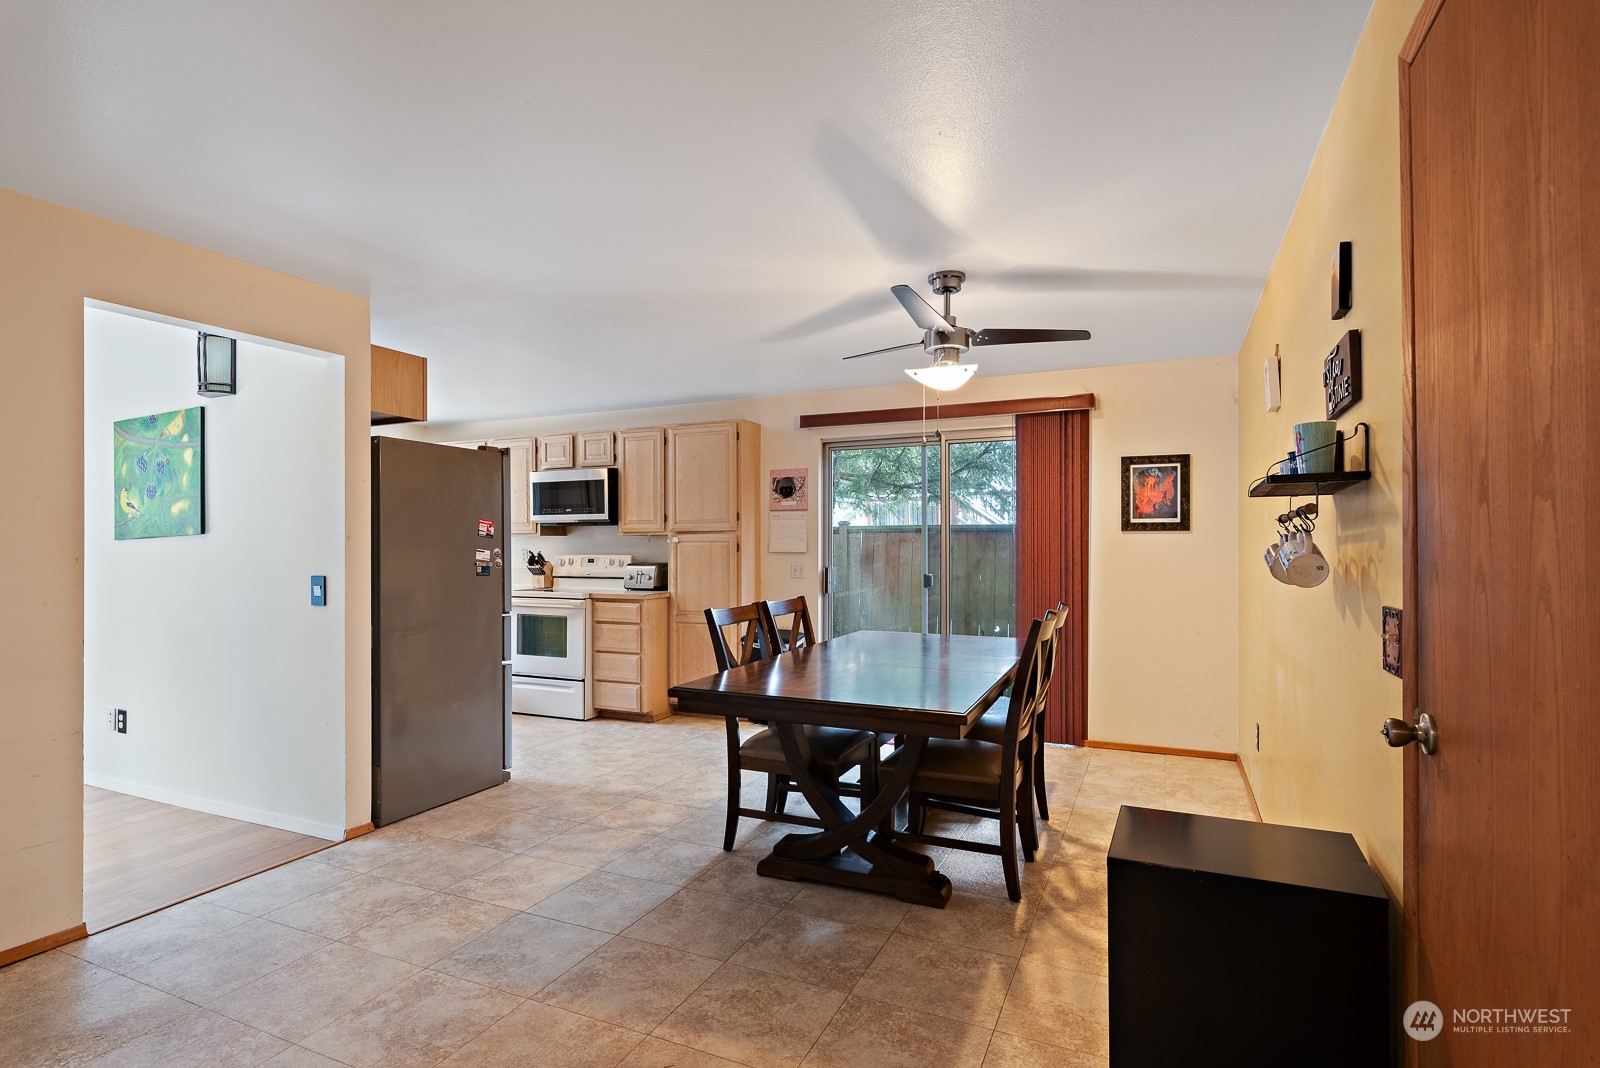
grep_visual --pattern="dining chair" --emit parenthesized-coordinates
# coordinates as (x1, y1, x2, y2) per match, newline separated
(704, 604, 879, 851)
(969, 602, 1066, 822)
(758, 596, 816, 652)
(888, 610, 1058, 901)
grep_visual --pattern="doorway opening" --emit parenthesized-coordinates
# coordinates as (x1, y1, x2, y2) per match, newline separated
(823, 430, 1016, 639)
(81, 302, 346, 932)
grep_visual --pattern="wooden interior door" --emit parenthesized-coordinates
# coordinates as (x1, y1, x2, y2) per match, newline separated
(1401, 0, 1598, 1061)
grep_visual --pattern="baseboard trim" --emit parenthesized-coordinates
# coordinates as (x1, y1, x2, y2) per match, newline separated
(1084, 739, 1236, 761)
(343, 822, 375, 841)
(1236, 757, 1263, 821)
(84, 772, 342, 841)
(1, 923, 87, 967)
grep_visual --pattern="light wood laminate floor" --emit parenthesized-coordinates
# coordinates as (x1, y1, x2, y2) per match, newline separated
(84, 786, 334, 933)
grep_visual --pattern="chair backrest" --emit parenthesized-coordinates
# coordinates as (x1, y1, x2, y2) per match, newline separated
(703, 604, 772, 671)
(1035, 601, 1067, 711)
(759, 596, 816, 653)
(1000, 610, 1059, 757)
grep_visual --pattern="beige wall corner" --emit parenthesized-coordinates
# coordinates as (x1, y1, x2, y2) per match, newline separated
(1235, 0, 1425, 897)
(0, 187, 371, 952)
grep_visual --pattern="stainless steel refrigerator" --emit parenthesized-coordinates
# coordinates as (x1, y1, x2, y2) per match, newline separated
(372, 437, 511, 826)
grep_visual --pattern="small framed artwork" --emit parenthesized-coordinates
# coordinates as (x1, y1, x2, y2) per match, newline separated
(113, 406, 205, 539)
(1121, 454, 1190, 532)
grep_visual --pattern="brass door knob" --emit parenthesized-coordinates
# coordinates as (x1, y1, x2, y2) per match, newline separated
(1381, 712, 1437, 754)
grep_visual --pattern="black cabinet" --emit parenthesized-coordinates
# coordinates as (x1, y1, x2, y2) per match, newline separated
(1107, 807, 1390, 1067)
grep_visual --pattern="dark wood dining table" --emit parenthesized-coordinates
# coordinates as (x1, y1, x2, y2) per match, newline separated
(667, 629, 1021, 908)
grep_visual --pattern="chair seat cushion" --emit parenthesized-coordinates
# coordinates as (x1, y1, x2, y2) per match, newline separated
(965, 699, 1010, 745)
(740, 725, 875, 772)
(884, 737, 1004, 788)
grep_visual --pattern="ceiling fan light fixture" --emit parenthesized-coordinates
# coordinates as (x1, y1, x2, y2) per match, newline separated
(905, 361, 977, 392)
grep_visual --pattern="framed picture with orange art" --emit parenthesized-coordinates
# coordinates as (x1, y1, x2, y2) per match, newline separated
(1120, 454, 1190, 532)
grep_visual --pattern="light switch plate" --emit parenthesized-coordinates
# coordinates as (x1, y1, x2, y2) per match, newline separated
(311, 575, 327, 606)
(789, 562, 805, 580)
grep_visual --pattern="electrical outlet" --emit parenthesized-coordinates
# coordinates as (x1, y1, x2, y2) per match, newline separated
(789, 562, 806, 580)
(107, 707, 116, 732)
(114, 708, 128, 734)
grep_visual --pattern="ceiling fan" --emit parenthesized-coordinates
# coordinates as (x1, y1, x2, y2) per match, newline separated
(844, 269, 1091, 391)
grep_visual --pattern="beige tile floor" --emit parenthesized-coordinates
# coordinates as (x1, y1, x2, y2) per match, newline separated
(2, 713, 1255, 1068)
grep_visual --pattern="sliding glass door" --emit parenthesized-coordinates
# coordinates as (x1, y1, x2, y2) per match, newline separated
(824, 432, 1015, 639)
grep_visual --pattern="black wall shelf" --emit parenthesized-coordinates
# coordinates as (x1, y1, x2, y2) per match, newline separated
(1248, 421, 1371, 498)
(1248, 471, 1370, 498)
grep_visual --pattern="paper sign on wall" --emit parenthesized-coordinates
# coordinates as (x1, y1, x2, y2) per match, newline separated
(769, 468, 808, 511)
(769, 511, 808, 553)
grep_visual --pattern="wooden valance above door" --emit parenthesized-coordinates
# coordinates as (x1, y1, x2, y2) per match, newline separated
(799, 394, 1095, 430)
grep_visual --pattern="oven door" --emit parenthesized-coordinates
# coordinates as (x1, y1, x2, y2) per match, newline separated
(510, 598, 588, 680)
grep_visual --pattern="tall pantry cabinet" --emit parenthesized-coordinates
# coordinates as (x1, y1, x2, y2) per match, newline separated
(623, 420, 760, 688)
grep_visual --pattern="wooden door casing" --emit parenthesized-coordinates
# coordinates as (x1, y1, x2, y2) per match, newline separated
(1401, 0, 1598, 1062)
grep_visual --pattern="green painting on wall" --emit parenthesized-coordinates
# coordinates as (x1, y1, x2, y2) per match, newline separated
(113, 406, 205, 539)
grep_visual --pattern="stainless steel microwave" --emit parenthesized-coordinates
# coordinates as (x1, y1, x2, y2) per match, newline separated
(529, 467, 617, 524)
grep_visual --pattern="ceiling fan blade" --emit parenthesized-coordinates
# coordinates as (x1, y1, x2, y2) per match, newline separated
(972, 328, 1092, 346)
(891, 285, 952, 332)
(843, 341, 924, 361)
(987, 264, 1262, 291)
(764, 289, 893, 342)
(814, 124, 966, 262)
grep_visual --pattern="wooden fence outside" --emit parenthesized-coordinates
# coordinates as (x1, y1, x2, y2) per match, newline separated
(829, 524, 1016, 638)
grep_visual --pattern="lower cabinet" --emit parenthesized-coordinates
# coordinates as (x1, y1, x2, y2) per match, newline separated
(590, 595, 669, 721)
(668, 531, 740, 688)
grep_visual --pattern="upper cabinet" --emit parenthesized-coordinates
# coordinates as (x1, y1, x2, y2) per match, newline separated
(578, 431, 616, 467)
(371, 345, 427, 424)
(618, 428, 667, 535)
(668, 422, 741, 532)
(491, 437, 536, 535)
(539, 434, 575, 469)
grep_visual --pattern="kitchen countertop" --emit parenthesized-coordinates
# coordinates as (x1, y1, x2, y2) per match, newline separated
(511, 588, 668, 600)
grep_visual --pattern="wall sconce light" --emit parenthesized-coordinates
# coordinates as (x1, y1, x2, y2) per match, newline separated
(197, 333, 237, 396)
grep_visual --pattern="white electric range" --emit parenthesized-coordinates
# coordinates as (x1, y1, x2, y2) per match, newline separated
(508, 555, 632, 720)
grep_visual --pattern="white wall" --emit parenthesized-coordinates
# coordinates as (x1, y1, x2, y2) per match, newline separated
(389, 355, 1239, 753)
(83, 305, 347, 839)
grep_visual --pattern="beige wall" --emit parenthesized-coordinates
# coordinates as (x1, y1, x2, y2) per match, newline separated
(0, 188, 371, 953)
(1235, 0, 1423, 895)
(393, 353, 1240, 754)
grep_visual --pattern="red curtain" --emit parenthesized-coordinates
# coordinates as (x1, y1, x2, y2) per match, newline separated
(1015, 410, 1089, 745)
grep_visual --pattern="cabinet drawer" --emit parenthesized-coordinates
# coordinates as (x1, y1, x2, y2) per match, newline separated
(594, 681, 641, 714)
(592, 600, 642, 624)
(593, 652, 641, 683)
(593, 623, 641, 654)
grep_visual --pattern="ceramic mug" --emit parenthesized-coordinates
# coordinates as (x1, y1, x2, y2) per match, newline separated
(1286, 537, 1331, 587)
(1264, 540, 1292, 584)
(1293, 420, 1338, 474)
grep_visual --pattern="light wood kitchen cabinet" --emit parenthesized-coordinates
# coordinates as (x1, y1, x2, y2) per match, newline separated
(668, 422, 740, 531)
(617, 427, 667, 535)
(590, 595, 669, 721)
(668, 531, 740, 687)
(578, 431, 616, 467)
(490, 437, 535, 535)
(538, 434, 575, 469)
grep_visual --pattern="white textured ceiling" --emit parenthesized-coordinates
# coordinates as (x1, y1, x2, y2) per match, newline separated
(1, 1, 1370, 422)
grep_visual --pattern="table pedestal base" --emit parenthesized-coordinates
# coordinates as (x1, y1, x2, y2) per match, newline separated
(760, 725, 954, 908)
(757, 848, 953, 908)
